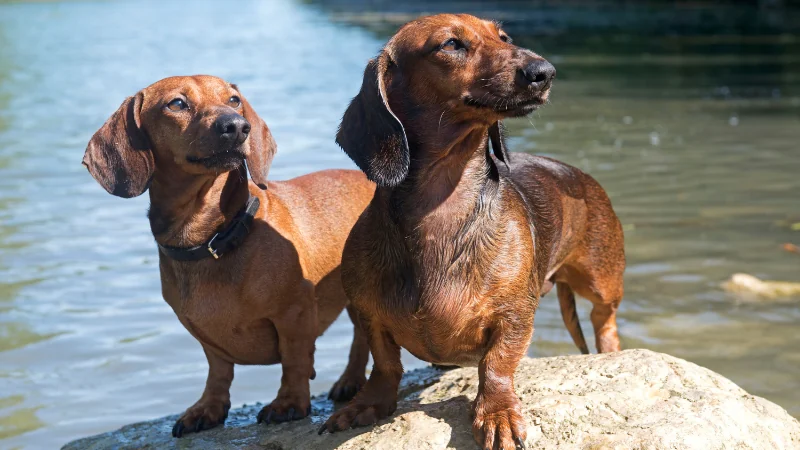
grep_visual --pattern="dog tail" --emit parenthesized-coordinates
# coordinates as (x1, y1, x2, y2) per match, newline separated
(556, 282, 590, 354)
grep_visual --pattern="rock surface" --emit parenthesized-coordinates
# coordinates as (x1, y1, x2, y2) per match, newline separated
(63, 349, 800, 450)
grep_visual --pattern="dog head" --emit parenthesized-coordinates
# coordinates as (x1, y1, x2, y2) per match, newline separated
(337, 14, 555, 187)
(83, 75, 276, 197)
(336, 14, 556, 186)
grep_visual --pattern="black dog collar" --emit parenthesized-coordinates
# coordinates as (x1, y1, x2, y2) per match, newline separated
(157, 195, 260, 262)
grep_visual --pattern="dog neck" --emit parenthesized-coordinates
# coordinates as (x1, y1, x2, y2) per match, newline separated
(384, 112, 506, 310)
(147, 165, 252, 248)
(392, 113, 497, 229)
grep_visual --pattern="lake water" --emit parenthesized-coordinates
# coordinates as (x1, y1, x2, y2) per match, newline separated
(1, 1, 798, 448)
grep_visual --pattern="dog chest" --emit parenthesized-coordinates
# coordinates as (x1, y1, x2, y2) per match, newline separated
(160, 265, 281, 365)
(179, 304, 281, 365)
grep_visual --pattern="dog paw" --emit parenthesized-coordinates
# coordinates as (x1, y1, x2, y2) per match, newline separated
(472, 398, 527, 450)
(317, 400, 397, 434)
(257, 395, 311, 425)
(172, 400, 231, 438)
(328, 372, 366, 402)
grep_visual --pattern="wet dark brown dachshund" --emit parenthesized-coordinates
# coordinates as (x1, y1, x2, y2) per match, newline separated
(83, 76, 374, 437)
(318, 14, 625, 450)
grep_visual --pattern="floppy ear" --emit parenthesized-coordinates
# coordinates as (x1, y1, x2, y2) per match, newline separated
(240, 95, 277, 190)
(488, 121, 510, 165)
(336, 51, 409, 187)
(82, 92, 154, 198)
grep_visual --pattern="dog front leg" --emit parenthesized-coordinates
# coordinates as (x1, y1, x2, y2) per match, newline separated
(172, 346, 233, 437)
(473, 314, 534, 450)
(257, 283, 317, 424)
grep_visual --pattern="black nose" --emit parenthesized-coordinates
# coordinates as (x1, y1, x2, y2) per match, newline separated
(519, 59, 556, 87)
(213, 114, 251, 144)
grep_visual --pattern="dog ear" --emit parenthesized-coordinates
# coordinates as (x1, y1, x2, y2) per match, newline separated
(83, 92, 154, 198)
(336, 51, 409, 187)
(239, 95, 277, 190)
(488, 121, 509, 165)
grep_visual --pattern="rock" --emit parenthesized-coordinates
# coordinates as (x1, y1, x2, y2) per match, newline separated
(722, 273, 800, 299)
(62, 349, 800, 450)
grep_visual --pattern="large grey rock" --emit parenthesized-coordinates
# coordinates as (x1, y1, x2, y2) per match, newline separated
(62, 349, 800, 450)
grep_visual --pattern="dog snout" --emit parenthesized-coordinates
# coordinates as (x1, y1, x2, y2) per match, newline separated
(518, 59, 556, 89)
(214, 114, 251, 145)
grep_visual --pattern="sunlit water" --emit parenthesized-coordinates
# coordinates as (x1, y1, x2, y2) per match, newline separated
(0, 1, 798, 448)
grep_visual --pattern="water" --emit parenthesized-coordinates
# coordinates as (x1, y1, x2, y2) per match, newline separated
(0, 0, 798, 448)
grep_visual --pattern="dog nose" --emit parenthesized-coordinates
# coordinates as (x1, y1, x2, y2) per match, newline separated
(214, 114, 251, 144)
(519, 59, 556, 88)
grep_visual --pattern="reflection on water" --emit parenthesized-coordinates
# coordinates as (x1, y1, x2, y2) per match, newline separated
(0, 395, 43, 441)
(0, 322, 61, 353)
(0, 0, 798, 448)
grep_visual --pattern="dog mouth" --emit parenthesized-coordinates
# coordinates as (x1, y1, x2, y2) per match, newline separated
(464, 92, 548, 117)
(186, 148, 246, 170)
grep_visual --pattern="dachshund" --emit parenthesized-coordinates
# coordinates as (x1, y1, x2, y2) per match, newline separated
(83, 75, 374, 437)
(317, 14, 625, 450)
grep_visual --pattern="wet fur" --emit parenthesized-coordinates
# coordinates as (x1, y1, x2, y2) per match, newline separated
(320, 15, 625, 450)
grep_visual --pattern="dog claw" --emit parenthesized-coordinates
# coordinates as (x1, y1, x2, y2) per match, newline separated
(336, 386, 352, 400)
(318, 424, 328, 435)
(172, 421, 184, 438)
(265, 410, 273, 424)
(258, 402, 309, 425)
(328, 386, 345, 400)
(172, 402, 228, 438)
(328, 379, 363, 402)
(516, 437, 527, 449)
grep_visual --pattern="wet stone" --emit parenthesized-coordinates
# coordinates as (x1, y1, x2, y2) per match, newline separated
(62, 349, 800, 450)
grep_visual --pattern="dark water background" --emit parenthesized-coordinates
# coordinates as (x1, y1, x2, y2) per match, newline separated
(0, 0, 798, 447)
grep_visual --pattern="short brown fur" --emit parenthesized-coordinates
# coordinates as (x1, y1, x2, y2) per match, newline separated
(83, 76, 374, 437)
(319, 15, 625, 450)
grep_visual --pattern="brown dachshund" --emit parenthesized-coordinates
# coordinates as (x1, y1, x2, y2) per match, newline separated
(82, 76, 374, 437)
(318, 14, 625, 450)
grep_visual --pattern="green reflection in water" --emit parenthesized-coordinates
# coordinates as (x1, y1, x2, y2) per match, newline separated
(0, 396, 44, 441)
(0, 322, 62, 353)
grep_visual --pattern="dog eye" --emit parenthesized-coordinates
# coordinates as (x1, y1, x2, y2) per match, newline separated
(166, 98, 188, 111)
(441, 38, 465, 52)
(500, 34, 512, 44)
(228, 96, 241, 108)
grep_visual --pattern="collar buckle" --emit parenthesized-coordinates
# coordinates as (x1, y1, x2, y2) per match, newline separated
(157, 194, 259, 262)
(207, 233, 221, 259)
